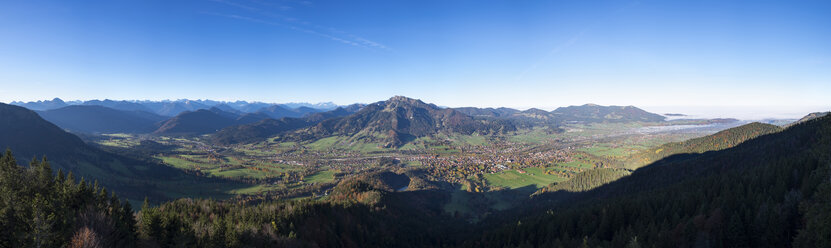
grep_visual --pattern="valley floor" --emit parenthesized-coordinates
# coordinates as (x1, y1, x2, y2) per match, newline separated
(92, 119, 743, 217)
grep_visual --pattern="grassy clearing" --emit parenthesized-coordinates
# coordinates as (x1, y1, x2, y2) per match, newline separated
(157, 156, 200, 170)
(211, 168, 270, 179)
(229, 184, 287, 195)
(556, 160, 595, 169)
(305, 170, 336, 183)
(483, 167, 566, 189)
(579, 144, 641, 158)
(306, 136, 343, 150)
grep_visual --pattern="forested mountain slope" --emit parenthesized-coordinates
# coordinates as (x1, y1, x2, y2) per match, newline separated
(468, 115, 831, 247)
(625, 122, 783, 169)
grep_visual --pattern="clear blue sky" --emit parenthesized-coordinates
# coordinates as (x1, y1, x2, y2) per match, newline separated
(0, 0, 829, 109)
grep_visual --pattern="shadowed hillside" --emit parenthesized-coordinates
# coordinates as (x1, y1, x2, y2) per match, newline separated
(625, 122, 782, 168)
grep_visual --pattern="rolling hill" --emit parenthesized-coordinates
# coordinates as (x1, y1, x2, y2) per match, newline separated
(37, 105, 166, 134)
(454, 104, 665, 128)
(153, 107, 270, 136)
(551, 103, 666, 123)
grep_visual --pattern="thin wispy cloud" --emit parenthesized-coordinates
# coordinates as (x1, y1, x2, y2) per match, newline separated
(210, 0, 259, 11)
(204, 12, 369, 48)
(514, 30, 585, 81)
(208, 0, 391, 51)
(514, 1, 640, 81)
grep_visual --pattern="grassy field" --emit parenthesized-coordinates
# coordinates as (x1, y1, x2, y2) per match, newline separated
(556, 160, 595, 169)
(578, 144, 642, 158)
(228, 184, 287, 195)
(484, 167, 566, 189)
(94, 133, 141, 148)
(157, 154, 297, 179)
(305, 170, 337, 183)
(157, 156, 210, 170)
(211, 167, 271, 179)
(305, 136, 387, 152)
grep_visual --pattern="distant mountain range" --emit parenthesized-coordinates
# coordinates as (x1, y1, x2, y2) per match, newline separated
(10, 97, 710, 147)
(213, 97, 675, 147)
(9, 98, 341, 117)
(0, 103, 207, 201)
(16, 99, 338, 135)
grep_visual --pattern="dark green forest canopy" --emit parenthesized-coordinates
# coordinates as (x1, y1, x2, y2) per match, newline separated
(0, 150, 136, 247)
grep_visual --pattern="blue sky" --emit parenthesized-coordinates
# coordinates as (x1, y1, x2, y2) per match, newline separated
(0, 0, 829, 110)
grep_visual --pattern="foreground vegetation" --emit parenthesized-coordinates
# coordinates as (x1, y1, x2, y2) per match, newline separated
(0, 151, 136, 247)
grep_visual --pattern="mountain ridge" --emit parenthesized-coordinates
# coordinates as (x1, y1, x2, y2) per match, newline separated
(285, 96, 516, 147)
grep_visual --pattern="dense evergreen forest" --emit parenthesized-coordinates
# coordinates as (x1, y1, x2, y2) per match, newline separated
(2, 116, 830, 247)
(0, 151, 136, 247)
